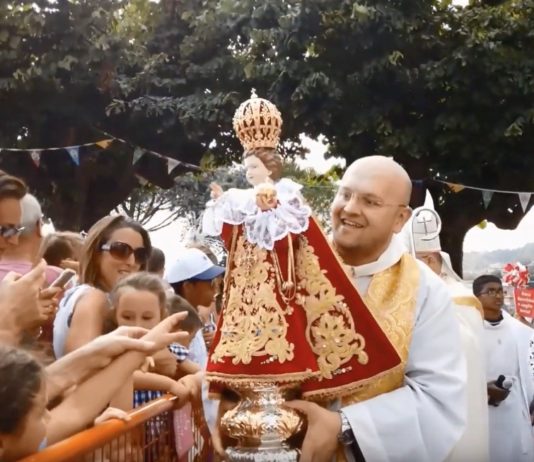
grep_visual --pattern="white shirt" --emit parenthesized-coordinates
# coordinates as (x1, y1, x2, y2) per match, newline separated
(341, 235, 467, 462)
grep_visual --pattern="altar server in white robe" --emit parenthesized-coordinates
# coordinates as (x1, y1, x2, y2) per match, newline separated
(287, 156, 467, 462)
(474, 274, 534, 462)
(407, 207, 489, 462)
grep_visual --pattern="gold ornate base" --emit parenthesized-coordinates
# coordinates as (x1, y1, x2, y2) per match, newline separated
(221, 383, 303, 462)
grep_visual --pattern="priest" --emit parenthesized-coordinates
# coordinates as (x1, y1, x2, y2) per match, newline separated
(288, 156, 467, 462)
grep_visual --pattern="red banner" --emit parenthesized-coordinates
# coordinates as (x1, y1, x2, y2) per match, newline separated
(514, 288, 534, 318)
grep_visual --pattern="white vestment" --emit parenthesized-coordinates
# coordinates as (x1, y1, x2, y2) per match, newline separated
(444, 278, 489, 462)
(340, 235, 467, 462)
(483, 312, 534, 462)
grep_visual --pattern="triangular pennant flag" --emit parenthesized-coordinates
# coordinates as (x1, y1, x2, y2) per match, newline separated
(482, 190, 493, 209)
(135, 174, 149, 186)
(446, 182, 465, 193)
(132, 147, 145, 165)
(66, 146, 80, 166)
(518, 192, 531, 213)
(30, 150, 41, 167)
(167, 158, 180, 175)
(95, 139, 113, 149)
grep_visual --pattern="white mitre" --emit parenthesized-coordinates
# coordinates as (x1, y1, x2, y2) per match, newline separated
(403, 207, 462, 283)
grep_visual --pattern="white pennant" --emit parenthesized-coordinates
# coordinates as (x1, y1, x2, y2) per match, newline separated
(30, 150, 42, 167)
(132, 147, 145, 165)
(167, 158, 180, 175)
(482, 190, 494, 209)
(66, 146, 80, 166)
(518, 192, 531, 212)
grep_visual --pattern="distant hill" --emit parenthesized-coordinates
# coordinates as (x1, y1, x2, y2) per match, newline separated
(463, 243, 534, 279)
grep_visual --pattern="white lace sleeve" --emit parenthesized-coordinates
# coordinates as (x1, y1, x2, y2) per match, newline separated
(201, 188, 253, 236)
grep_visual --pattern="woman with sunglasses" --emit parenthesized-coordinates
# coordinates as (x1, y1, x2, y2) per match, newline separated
(53, 215, 151, 359)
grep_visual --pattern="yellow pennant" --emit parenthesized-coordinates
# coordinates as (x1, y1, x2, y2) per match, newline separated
(447, 182, 465, 193)
(95, 139, 113, 149)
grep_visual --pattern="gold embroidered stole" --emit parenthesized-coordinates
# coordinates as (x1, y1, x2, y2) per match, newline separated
(335, 254, 419, 461)
(340, 253, 419, 406)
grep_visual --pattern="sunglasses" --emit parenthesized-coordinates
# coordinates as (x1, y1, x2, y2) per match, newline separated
(0, 225, 25, 238)
(100, 241, 148, 265)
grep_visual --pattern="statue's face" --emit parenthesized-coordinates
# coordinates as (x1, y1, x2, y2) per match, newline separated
(244, 155, 271, 186)
(255, 184, 278, 211)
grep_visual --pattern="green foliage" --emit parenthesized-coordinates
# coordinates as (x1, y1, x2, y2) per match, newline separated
(1, 0, 533, 271)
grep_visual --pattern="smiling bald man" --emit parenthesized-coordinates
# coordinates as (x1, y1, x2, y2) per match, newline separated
(289, 156, 467, 462)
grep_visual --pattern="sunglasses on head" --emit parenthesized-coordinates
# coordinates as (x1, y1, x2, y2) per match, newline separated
(100, 241, 148, 265)
(0, 225, 25, 238)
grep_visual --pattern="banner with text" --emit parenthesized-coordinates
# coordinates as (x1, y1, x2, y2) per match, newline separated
(513, 288, 534, 318)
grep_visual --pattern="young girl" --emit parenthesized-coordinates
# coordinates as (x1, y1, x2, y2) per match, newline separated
(109, 272, 200, 409)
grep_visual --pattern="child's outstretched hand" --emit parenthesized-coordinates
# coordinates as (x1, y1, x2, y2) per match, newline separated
(169, 381, 190, 408)
(94, 407, 131, 426)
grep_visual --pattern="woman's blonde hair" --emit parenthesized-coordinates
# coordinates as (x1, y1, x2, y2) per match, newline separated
(108, 272, 168, 329)
(79, 215, 151, 290)
(243, 147, 283, 181)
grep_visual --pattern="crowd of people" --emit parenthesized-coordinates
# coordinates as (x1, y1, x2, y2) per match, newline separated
(0, 170, 223, 460)
(0, 150, 533, 462)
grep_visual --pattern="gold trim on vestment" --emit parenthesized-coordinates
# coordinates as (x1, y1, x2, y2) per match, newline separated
(211, 232, 296, 365)
(453, 296, 484, 318)
(337, 253, 420, 462)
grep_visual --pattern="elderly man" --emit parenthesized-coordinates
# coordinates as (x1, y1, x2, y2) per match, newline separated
(289, 156, 467, 462)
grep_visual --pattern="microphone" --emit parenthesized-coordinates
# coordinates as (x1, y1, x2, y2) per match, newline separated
(496, 375, 512, 390)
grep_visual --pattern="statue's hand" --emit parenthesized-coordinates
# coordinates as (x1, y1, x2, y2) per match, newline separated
(210, 182, 224, 200)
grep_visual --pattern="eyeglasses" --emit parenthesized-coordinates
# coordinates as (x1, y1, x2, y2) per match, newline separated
(0, 225, 25, 238)
(336, 189, 408, 210)
(479, 288, 504, 297)
(100, 241, 148, 265)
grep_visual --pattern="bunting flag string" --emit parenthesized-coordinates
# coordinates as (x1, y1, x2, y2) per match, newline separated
(1, 137, 534, 210)
(436, 179, 532, 213)
(0, 133, 200, 173)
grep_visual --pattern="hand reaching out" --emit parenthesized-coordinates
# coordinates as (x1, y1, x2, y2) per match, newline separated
(94, 407, 131, 426)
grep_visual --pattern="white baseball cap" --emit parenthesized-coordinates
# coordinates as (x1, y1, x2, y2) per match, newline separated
(165, 248, 225, 284)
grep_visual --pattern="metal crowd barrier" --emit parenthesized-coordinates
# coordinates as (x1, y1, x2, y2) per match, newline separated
(19, 395, 212, 462)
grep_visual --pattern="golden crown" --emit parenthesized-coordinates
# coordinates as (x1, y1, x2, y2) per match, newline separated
(233, 90, 283, 151)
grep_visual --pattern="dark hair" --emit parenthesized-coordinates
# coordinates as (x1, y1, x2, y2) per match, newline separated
(80, 215, 151, 289)
(0, 172, 27, 201)
(147, 247, 165, 273)
(166, 295, 203, 333)
(243, 147, 283, 181)
(0, 345, 43, 433)
(473, 274, 502, 296)
(39, 232, 83, 267)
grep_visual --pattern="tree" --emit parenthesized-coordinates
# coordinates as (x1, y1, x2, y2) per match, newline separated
(175, 0, 534, 274)
(3, 0, 534, 273)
